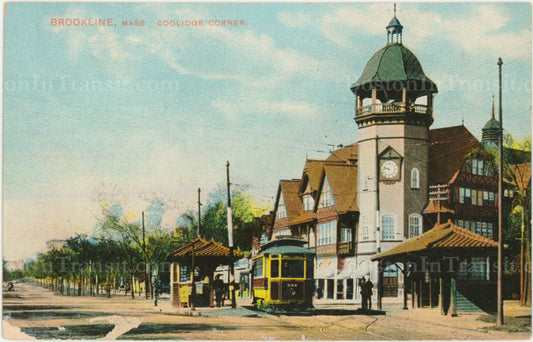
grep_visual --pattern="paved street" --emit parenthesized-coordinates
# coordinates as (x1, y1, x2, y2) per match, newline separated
(3, 281, 531, 340)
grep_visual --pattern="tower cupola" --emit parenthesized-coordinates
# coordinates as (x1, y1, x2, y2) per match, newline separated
(351, 8, 437, 129)
(482, 96, 500, 147)
(387, 5, 403, 44)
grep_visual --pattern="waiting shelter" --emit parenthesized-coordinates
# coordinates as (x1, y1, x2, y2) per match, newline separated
(167, 237, 243, 307)
(372, 220, 498, 315)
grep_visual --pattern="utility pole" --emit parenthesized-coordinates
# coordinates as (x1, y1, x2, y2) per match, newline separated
(375, 135, 382, 311)
(198, 188, 202, 237)
(226, 161, 236, 309)
(497, 57, 504, 326)
(143, 211, 149, 300)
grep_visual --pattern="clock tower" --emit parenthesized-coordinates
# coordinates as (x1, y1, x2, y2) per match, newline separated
(351, 12, 438, 277)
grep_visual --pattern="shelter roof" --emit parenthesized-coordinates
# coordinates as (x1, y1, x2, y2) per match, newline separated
(428, 125, 481, 184)
(372, 220, 497, 262)
(167, 237, 243, 261)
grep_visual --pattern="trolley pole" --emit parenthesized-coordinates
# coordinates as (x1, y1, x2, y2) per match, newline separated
(227, 161, 237, 309)
(497, 57, 504, 326)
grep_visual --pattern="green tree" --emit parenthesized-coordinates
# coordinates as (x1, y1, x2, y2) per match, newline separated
(199, 189, 269, 251)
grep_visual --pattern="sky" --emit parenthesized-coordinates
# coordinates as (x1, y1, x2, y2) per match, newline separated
(3, 2, 532, 261)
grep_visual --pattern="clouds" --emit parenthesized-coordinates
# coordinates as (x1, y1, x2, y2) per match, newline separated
(4, 2, 531, 261)
(286, 4, 531, 60)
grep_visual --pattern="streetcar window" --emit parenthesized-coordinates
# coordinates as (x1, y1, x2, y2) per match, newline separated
(253, 258, 263, 278)
(271, 259, 279, 278)
(306, 258, 314, 279)
(281, 259, 304, 278)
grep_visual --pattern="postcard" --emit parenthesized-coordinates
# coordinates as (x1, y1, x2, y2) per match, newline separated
(3, 2, 531, 340)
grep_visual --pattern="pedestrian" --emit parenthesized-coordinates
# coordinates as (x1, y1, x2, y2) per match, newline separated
(364, 278, 374, 310)
(316, 285, 323, 299)
(214, 274, 224, 307)
(359, 277, 367, 309)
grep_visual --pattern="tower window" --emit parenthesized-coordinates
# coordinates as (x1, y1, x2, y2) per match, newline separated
(360, 216, 369, 241)
(382, 215, 395, 240)
(408, 214, 422, 238)
(411, 168, 420, 189)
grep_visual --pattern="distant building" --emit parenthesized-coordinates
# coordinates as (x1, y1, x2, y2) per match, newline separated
(46, 239, 66, 251)
(4, 260, 25, 271)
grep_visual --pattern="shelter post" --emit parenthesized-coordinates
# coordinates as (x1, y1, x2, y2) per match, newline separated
(439, 274, 445, 315)
(450, 275, 457, 317)
(402, 263, 408, 310)
(378, 261, 383, 310)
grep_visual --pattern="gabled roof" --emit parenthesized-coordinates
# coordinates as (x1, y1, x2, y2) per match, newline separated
(507, 163, 531, 192)
(429, 125, 481, 184)
(326, 144, 358, 164)
(277, 179, 303, 219)
(167, 237, 243, 261)
(300, 159, 326, 195)
(372, 220, 497, 262)
(318, 163, 359, 214)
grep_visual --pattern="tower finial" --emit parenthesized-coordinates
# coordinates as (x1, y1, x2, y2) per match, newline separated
(492, 94, 495, 119)
(386, 4, 403, 44)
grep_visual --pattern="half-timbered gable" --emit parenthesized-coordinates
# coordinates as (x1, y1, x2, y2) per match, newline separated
(272, 180, 302, 238)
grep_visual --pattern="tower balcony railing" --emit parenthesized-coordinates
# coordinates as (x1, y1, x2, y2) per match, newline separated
(356, 102, 431, 117)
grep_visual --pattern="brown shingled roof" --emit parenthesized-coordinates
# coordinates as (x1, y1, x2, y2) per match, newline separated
(372, 220, 497, 262)
(279, 179, 303, 219)
(321, 163, 359, 213)
(429, 126, 481, 184)
(326, 144, 358, 163)
(301, 160, 326, 194)
(167, 237, 243, 261)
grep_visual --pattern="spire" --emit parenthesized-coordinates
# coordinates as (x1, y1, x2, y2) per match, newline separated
(387, 3, 403, 44)
(492, 94, 495, 120)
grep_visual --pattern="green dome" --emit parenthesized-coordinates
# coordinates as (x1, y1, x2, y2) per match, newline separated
(351, 43, 437, 97)
(483, 118, 499, 130)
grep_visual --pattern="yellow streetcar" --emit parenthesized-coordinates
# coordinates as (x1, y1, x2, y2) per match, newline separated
(252, 236, 315, 312)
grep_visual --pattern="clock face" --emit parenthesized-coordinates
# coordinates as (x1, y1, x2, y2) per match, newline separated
(381, 160, 399, 179)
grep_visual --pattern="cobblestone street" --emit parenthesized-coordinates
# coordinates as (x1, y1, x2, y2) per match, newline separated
(3, 282, 530, 340)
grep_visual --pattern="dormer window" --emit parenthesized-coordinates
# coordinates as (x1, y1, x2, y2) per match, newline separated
(276, 195, 287, 219)
(319, 178, 334, 208)
(303, 194, 314, 211)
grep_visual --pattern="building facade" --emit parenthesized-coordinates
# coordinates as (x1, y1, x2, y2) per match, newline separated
(267, 12, 523, 304)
